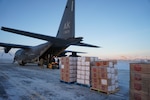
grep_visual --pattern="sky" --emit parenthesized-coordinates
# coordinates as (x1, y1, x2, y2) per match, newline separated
(0, 0, 150, 60)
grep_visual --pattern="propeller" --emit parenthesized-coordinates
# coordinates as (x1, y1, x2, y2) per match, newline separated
(0, 47, 15, 64)
(0, 47, 13, 57)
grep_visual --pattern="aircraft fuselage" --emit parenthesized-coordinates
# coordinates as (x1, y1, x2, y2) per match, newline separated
(14, 42, 67, 65)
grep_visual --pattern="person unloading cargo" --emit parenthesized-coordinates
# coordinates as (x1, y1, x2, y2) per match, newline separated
(55, 56, 60, 69)
(51, 56, 59, 69)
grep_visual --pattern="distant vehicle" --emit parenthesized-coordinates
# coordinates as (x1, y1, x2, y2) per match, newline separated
(0, 0, 99, 66)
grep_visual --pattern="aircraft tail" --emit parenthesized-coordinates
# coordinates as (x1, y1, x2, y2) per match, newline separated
(56, 0, 75, 39)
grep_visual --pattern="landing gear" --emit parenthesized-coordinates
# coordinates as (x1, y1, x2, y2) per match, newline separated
(19, 61, 26, 66)
(38, 58, 44, 66)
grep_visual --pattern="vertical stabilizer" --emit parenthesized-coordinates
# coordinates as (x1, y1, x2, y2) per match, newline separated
(56, 0, 75, 39)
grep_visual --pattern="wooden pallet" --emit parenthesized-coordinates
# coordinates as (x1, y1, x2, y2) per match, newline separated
(91, 87, 120, 94)
(90, 87, 101, 92)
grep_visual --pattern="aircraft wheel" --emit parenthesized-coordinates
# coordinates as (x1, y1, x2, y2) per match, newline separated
(19, 61, 26, 66)
(38, 59, 44, 66)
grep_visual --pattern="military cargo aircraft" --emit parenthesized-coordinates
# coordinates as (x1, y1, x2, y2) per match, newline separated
(0, 0, 99, 66)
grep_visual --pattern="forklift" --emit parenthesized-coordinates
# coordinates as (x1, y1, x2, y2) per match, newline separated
(48, 56, 59, 69)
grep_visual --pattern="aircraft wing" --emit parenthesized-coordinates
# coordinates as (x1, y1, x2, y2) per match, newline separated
(0, 42, 31, 49)
(1, 27, 100, 48)
(72, 42, 100, 48)
(1, 27, 68, 44)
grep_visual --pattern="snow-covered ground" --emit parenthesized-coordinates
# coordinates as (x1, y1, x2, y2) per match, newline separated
(0, 59, 130, 100)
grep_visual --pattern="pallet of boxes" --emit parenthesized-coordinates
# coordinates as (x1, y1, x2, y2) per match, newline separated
(60, 57, 77, 83)
(130, 63, 150, 100)
(91, 60, 119, 94)
(76, 57, 98, 87)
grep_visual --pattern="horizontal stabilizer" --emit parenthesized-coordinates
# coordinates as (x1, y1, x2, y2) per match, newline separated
(72, 42, 100, 48)
(58, 50, 86, 57)
(64, 50, 86, 54)
(0, 42, 31, 49)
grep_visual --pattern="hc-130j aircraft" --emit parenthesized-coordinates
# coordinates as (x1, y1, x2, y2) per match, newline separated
(0, 0, 99, 66)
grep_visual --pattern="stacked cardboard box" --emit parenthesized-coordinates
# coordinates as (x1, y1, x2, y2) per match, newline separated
(77, 57, 98, 86)
(130, 63, 150, 100)
(60, 57, 77, 83)
(91, 61, 118, 94)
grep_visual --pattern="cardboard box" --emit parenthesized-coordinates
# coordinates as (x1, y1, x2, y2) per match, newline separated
(84, 79, 90, 85)
(60, 74, 65, 81)
(93, 61, 113, 67)
(65, 69, 77, 74)
(130, 81, 149, 93)
(91, 72, 99, 79)
(130, 70, 150, 93)
(85, 71, 90, 76)
(64, 73, 76, 78)
(77, 57, 91, 62)
(61, 73, 76, 82)
(77, 66, 81, 70)
(80, 75, 85, 79)
(130, 63, 150, 99)
(91, 66, 99, 73)
(99, 72, 111, 79)
(65, 77, 76, 82)
(130, 90, 149, 100)
(85, 62, 90, 66)
(99, 67, 111, 73)
(90, 57, 99, 62)
(99, 85, 112, 92)
(60, 68, 65, 73)
(85, 75, 90, 80)
(130, 72, 150, 82)
(92, 83, 100, 89)
(81, 62, 85, 66)
(61, 57, 77, 62)
(60, 57, 78, 83)
(80, 70, 85, 75)
(77, 62, 82, 65)
(77, 79, 84, 84)
(100, 79, 112, 85)
(130, 63, 150, 74)
(85, 66, 90, 71)
(92, 78, 100, 84)
(61, 57, 77, 66)
(77, 70, 81, 75)
(77, 74, 81, 79)
(81, 66, 85, 70)
(91, 60, 119, 93)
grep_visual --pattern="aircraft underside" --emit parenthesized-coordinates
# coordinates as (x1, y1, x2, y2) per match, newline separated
(14, 46, 67, 66)
(38, 46, 68, 65)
